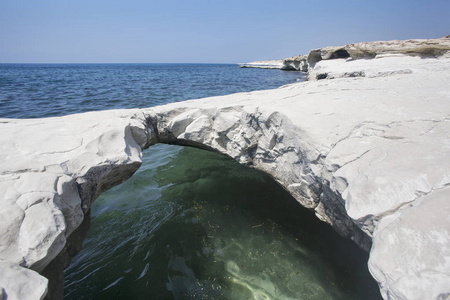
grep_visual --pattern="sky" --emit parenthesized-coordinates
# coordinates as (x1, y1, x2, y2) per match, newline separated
(0, 0, 449, 63)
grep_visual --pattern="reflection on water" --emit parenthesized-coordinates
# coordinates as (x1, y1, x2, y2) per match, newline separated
(64, 144, 381, 299)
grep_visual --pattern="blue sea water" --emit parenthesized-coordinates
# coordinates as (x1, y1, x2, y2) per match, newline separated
(0, 63, 304, 119)
(0, 64, 381, 299)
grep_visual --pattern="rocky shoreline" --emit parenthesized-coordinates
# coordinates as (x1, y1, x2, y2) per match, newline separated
(238, 60, 284, 69)
(243, 36, 450, 74)
(1, 37, 449, 299)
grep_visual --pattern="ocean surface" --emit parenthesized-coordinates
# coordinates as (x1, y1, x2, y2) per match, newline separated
(0, 64, 381, 299)
(0, 63, 304, 118)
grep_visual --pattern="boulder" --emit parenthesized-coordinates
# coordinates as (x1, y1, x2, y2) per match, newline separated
(281, 55, 309, 72)
(0, 260, 48, 300)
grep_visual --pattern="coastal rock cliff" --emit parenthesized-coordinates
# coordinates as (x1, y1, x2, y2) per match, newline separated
(281, 36, 450, 72)
(1, 39, 450, 299)
(243, 37, 450, 73)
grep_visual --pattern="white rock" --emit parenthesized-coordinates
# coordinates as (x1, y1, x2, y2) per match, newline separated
(0, 109, 149, 299)
(307, 36, 450, 68)
(282, 55, 309, 71)
(238, 60, 284, 69)
(369, 187, 450, 300)
(149, 54, 450, 299)
(0, 42, 449, 299)
(0, 260, 48, 300)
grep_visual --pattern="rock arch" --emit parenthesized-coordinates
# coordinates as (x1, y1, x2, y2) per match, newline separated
(147, 106, 370, 250)
(10, 105, 368, 299)
(34, 105, 370, 298)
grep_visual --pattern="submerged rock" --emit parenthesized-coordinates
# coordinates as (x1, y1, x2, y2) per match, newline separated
(0, 37, 450, 299)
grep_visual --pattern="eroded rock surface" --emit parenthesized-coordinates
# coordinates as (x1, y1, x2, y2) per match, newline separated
(0, 260, 48, 300)
(307, 36, 450, 68)
(0, 110, 150, 299)
(281, 54, 309, 72)
(279, 36, 450, 72)
(0, 39, 449, 299)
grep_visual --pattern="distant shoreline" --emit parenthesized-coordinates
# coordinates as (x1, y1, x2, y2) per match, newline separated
(238, 59, 284, 69)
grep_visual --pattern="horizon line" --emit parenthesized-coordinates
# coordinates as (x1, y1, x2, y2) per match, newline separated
(0, 62, 242, 65)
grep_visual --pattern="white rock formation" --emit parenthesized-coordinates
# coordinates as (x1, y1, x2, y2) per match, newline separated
(238, 60, 284, 69)
(281, 55, 309, 72)
(282, 36, 450, 73)
(0, 260, 48, 300)
(0, 39, 449, 299)
(307, 36, 450, 67)
(0, 110, 151, 299)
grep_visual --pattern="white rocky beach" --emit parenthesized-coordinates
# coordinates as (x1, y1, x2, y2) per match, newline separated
(0, 37, 449, 299)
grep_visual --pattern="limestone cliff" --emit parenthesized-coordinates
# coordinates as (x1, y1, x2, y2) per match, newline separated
(1, 38, 450, 300)
(281, 36, 450, 72)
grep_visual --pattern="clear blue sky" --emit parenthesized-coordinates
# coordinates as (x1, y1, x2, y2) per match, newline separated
(1, 0, 449, 63)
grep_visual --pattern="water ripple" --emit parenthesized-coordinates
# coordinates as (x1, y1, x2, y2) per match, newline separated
(0, 63, 304, 119)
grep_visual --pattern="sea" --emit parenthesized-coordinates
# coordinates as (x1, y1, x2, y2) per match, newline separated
(0, 63, 381, 299)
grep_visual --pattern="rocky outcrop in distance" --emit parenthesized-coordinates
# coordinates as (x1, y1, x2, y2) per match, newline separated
(244, 36, 450, 74)
(280, 54, 309, 72)
(238, 60, 284, 69)
(1, 37, 450, 300)
(307, 36, 450, 66)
